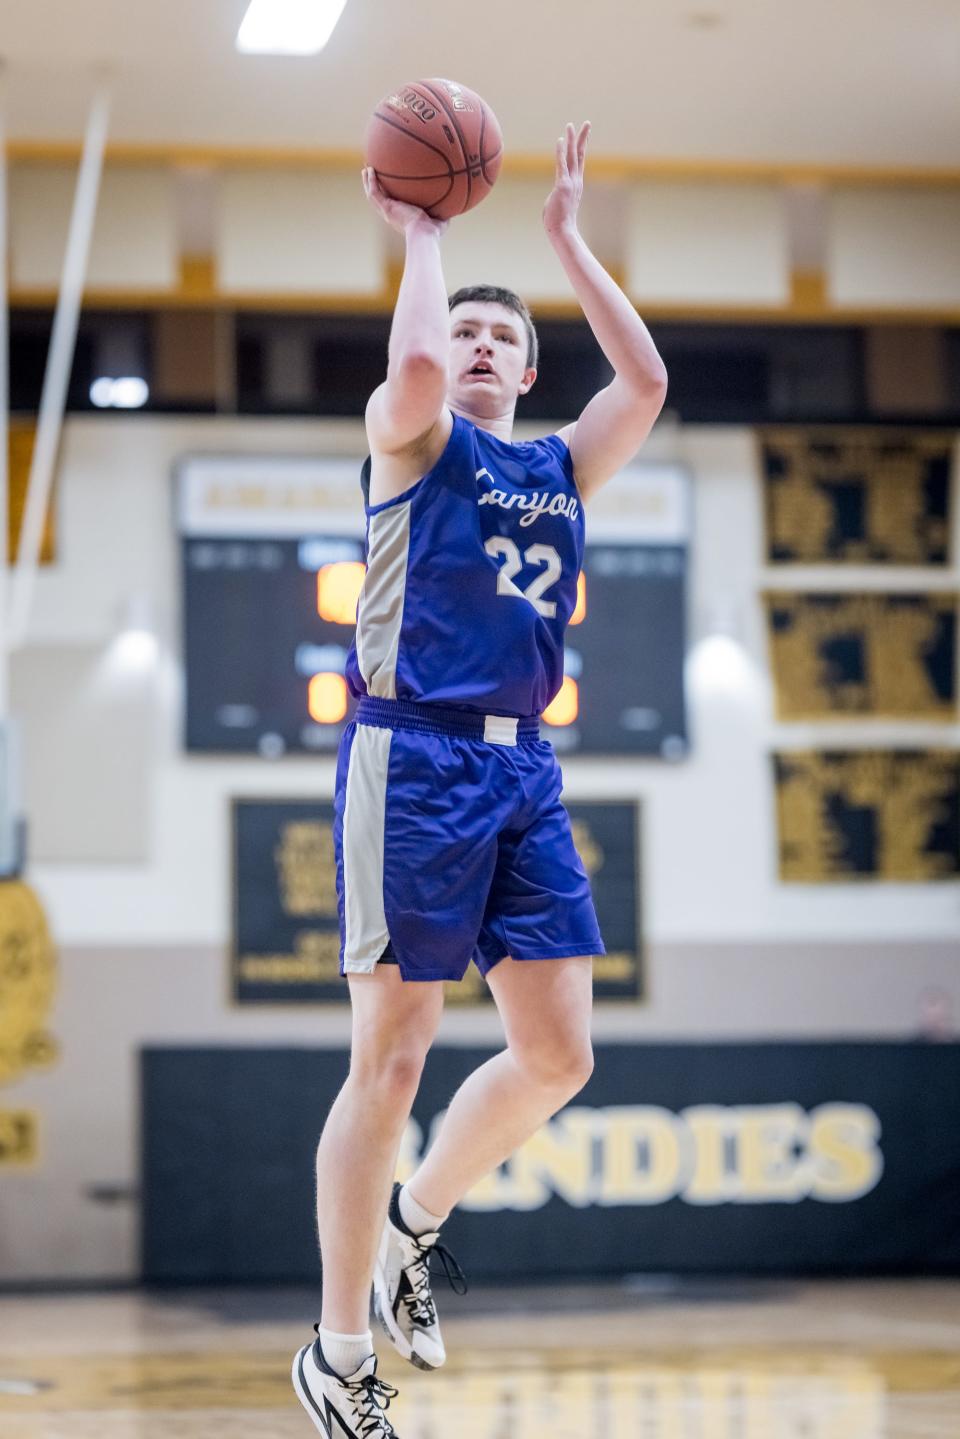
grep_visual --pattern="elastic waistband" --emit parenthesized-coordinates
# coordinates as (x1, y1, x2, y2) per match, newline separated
(356, 696, 541, 746)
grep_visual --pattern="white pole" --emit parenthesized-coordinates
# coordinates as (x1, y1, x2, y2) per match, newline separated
(0, 61, 8, 712)
(8, 79, 111, 650)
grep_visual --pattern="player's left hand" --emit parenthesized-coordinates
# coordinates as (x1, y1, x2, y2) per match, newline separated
(543, 121, 590, 239)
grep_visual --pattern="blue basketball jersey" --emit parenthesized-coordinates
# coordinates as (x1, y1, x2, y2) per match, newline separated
(345, 412, 584, 717)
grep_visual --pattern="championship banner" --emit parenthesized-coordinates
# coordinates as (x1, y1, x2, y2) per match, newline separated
(232, 798, 643, 1005)
(141, 1042, 960, 1281)
(765, 592, 957, 720)
(760, 429, 954, 565)
(774, 750, 960, 882)
(0, 879, 58, 1169)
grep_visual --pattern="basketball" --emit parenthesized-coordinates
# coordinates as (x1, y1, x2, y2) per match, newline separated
(365, 78, 503, 221)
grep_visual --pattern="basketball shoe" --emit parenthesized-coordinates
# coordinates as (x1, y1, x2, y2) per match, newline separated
(371, 1182, 467, 1370)
(292, 1328, 399, 1438)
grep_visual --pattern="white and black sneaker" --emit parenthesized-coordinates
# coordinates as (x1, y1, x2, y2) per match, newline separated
(292, 1328, 399, 1438)
(371, 1182, 467, 1371)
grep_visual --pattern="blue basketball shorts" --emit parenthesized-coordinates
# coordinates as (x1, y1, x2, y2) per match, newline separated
(333, 696, 605, 982)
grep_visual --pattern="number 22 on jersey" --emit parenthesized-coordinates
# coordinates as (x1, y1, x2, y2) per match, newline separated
(484, 536, 562, 618)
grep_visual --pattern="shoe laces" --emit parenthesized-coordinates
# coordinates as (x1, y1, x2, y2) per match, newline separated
(403, 1236, 468, 1327)
(346, 1373, 399, 1438)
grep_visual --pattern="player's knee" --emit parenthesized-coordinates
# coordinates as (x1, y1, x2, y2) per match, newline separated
(352, 1039, 429, 1103)
(513, 1035, 594, 1096)
(562, 1040, 594, 1096)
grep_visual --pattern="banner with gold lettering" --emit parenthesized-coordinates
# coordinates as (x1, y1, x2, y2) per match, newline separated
(774, 750, 960, 881)
(765, 592, 956, 719)
(232, 798, 642, 1004)
(143, 1042, 960, 1279)
(760, 429, 953, 565)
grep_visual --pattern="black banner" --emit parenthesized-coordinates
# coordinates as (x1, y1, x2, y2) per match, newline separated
(774, 750, 960, 881)
(232, 798, 643, 1006)
(141, 1042, 960, 1282)
(760, 429, 954, 565)
(765, 592, 957, 719)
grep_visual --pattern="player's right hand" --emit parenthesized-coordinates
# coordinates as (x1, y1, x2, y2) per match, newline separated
(362, 168, 448, 238)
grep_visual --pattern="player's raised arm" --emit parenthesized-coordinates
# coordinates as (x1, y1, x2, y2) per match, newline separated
(362, 167, 451, 455)
(544, 124, 668, 499)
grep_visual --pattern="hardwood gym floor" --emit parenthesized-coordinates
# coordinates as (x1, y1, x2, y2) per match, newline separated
(1, 1279, 958, 1436)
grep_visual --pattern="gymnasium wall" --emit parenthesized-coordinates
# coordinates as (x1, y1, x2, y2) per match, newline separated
(19, 413, 960, 951)
(2, 412, 958, 1283)
(10, 158, 960, 318)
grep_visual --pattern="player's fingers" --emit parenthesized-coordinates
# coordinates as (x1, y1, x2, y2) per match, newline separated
(577, 121, 591, 166)
(556, 135, 568, 177)
(566, 121, 577, 173)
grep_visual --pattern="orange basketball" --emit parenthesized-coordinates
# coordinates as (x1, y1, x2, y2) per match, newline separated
(365, 79, 503, 221)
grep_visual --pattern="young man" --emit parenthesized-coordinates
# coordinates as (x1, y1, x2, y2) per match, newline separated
(293, 123, 667, 1438)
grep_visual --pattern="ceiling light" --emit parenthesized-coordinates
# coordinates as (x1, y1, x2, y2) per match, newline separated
(90, 376, 149, 409)
(236, 0, 349, 55)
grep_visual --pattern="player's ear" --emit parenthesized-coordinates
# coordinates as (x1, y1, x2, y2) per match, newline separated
(518, 366, 537, 396)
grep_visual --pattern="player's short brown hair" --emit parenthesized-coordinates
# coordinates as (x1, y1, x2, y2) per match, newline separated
(448, 285, 539, 370)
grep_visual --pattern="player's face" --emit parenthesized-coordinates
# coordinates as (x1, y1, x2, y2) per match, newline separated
(448, 302, 537, 415)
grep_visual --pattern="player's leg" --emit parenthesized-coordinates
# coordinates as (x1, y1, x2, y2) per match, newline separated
(402, 953, 593, 1217)
(373, 744, 599, 1370)
(372, 953, 592, 1371)
(315, 963, 444, 1335)
(294, 965, 443, 1433)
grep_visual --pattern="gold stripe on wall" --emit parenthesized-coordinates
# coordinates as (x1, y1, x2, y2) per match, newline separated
(178, 254, 217, 299)
(790, 270, 828, 315)
(9, 282, 960, 325)
(9, 141, 960, 189)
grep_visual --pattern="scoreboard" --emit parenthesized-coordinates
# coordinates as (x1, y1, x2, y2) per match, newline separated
(179, 454, 689, 758)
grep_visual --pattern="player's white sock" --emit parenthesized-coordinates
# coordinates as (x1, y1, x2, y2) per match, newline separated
(317, 1326, 374, 1378)
(399, 1184, 449, 1236)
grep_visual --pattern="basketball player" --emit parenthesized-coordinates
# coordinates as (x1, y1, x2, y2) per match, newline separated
(293, 122, 667, 1438)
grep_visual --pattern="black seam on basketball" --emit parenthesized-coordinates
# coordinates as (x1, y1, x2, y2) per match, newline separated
(480, 145, 502, 189)
(419, 82, 474, 213)
(478, 102, 488, 185)
(372, 166, 481, 181)
(372, 110, 454, 172)
(481, 146, 503, 183)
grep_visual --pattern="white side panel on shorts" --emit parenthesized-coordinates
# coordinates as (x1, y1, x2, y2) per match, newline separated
(355, 501, 411, 699)
(342, 724, 393, 973)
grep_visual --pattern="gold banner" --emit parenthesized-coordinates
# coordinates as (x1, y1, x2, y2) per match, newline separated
(774, 750, 960, 881)
(760, 429, 953, 565)
(0, 880, 59, 1087)
(765, 592, 957, 720)
(8, 420, 57, 564)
